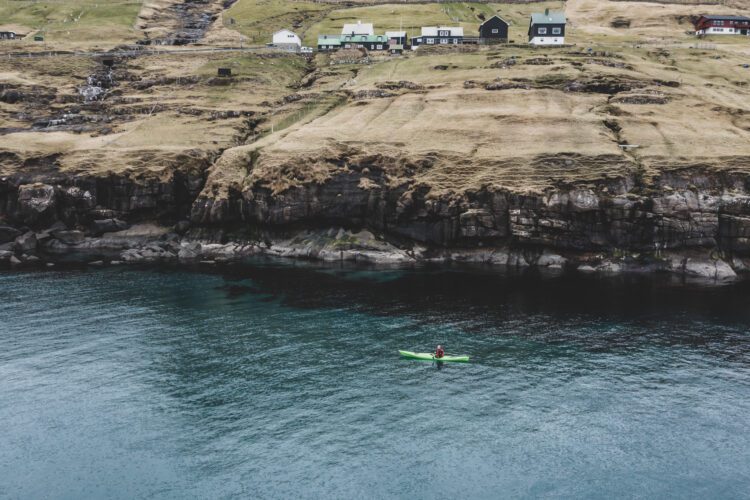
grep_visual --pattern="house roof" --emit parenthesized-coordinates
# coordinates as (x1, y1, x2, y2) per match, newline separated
(341, 34, 388, 43)
(701, 15, 750, 21)
(273, 29, 298, 36)
(530, 11, 567, 25)
(342, 22, 374, 35)
(385, 31, 407, 38)
(420, 26, 464, 37)
(317, 35, 341, 45)
(479, 15, 510, 28)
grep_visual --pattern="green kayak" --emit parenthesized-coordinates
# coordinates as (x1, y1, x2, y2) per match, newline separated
(399, 350, 470, 363)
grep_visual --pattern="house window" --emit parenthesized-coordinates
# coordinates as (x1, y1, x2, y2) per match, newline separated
(713, 20, 723, 26)
(492, 29, 499, 34)
(439, 30, 449, 37)
(538, 27, 547, 35)
(427, 38, 435, 44)
(376, 44, 382, 50)
(552, 27, 561, 35)
(345, 44, 351, 48)
(440, 38, 448, 44)
(453, 38, 458, 44)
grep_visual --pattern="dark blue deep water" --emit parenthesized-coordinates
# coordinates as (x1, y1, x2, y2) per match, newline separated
(1, 263, 750, 499)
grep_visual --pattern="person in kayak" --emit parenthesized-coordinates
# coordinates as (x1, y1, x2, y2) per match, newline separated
(435, 345, 445, 359)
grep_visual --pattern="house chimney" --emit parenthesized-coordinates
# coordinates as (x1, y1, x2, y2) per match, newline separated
(545, 8, 549, 16)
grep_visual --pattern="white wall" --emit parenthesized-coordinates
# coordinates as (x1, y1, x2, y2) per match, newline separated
(700, 27, 736, 35)
(273, 30, 301, 46)
(529, 36, 565, 46)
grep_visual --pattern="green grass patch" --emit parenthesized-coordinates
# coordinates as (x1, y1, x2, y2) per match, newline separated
(0, 0, 142, 44)
(224, 0, 331, 44)
(197, 53, 309, 85)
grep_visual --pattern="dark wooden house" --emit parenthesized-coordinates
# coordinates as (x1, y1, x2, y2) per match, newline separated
(479, 15, 509, 42)
(528, 9, 566, 46)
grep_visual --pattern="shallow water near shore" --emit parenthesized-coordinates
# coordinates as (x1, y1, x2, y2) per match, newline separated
(2, 263, 750, 499)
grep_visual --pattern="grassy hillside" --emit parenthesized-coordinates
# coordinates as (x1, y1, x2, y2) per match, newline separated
(0, 0, 142, 45)
(1, 0, 750, 195)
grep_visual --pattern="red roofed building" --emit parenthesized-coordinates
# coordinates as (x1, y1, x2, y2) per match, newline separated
(694, 15, 750, 36)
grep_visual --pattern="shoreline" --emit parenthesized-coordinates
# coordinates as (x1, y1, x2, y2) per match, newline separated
(1, 222, 745, 285)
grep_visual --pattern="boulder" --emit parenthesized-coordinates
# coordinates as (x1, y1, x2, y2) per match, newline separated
(0, 224, 21, 244)
(91, 218, 129, 235)
(17, 183, 57, 226)
(52, 230, 85, 245)
(0, 250, 13, 262)
(684, 258, 737, 281)
(537, 251, 567, 269)
(23, 255, 41, 265)
(9, 255, 22, 267)
(174, 220, 191, 235)
(178, 242, 201, 260)
(14, 232, 38, 253)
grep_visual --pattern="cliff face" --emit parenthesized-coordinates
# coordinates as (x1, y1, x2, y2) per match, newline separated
(189, 161, 750, 258)
(0, 160, 209, 230)
(2, 151, 750, 282)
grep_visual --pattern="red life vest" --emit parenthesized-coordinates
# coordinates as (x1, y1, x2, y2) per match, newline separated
(435, 347, 445, 358)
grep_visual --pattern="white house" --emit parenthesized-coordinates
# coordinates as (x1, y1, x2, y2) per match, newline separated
(342, 21, 374, 36)
(272, 29, 302, 51)
(528, 10, 566, 46)
(693, 15, 750, 36)
(412, 27, 464, 48)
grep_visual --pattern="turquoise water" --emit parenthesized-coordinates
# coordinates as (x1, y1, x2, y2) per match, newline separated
(1, 264, 750, 499)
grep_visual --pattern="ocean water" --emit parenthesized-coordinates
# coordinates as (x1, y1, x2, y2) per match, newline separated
(1, 263, 749, 499)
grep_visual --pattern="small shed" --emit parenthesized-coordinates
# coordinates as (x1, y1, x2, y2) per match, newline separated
(479, 15, 510, 42)
(218, 68, 232, 77)
(33, 35, 44, 42)
(0, 31, 16, 40)
(386, 31, 408, 46)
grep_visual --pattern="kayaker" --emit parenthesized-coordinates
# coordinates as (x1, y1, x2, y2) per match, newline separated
(435, 345, 445, 359)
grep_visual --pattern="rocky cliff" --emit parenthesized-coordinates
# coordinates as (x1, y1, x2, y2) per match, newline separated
(2, 152, 750, 283)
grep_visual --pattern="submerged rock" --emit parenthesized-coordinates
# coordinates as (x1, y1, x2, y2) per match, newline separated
(52, 230, 85, 245)
(91, 219, 129, 235)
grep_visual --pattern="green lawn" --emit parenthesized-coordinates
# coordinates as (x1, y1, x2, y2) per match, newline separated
(197, 52, 309, 85)
(223, 0, 331, 44)
(0, 0, 142, 45)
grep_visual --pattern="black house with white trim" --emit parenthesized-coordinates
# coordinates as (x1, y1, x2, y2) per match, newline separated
(528, 9, 566, 46)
